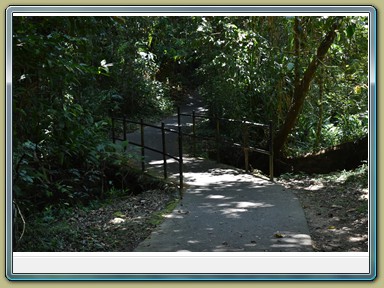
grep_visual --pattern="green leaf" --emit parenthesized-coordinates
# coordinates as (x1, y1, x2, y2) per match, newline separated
(58, 152, 64, 165)
(346, 24, 356, 39)
(121, 140, 129, 149)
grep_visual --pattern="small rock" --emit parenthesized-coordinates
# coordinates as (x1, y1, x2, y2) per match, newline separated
(329, 243, 341, 251)
(177, 210, 189, 215)
(110, 217, 125, 224)
(323, 245, 333, 252)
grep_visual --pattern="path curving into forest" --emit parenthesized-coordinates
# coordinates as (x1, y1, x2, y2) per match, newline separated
(127, 93, 312, 252)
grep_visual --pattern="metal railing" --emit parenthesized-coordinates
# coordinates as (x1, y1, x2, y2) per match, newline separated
(177, 108, 274, 181)
(111, 116, 183, 197)
(111, 107, 274, 197)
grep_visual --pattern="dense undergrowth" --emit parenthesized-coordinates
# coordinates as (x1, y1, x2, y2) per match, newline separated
(14, 171, 179, 252)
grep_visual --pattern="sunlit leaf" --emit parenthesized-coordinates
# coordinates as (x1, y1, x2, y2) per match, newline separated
(287, 62, 294, 71)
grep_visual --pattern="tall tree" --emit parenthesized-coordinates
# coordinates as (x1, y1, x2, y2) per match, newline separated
(273, 17, 344, 156)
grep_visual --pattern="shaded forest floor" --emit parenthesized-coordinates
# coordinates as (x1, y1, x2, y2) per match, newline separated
(14, 176, 180, 252)
(15, 164, 369, 252)
(278, 163, 369, 252)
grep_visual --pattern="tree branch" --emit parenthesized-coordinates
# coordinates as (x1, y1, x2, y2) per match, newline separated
(273, 17, 344, 156)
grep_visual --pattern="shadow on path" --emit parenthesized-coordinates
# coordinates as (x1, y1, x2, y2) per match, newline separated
(135, 159, 312, 252)
(125, 93, 312, 252)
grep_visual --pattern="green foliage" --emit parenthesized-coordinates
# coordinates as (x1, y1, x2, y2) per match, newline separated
(195, 17, 295, 122)
(12, 15, 369, 219)
(194, 16, 368, 155)
(12, 16, 171, 214)
(148, 199, 179, 226)
(290, 17, 368, 154)
(148, 17, 201, 94)
(280, 162, 368, 187)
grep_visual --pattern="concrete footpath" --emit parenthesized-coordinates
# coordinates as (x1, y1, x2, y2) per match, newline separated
(135, 158, 312, 252)
(129, 94, 313, 252)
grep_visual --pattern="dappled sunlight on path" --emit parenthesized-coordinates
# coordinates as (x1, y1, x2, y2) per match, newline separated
(126, 94, 312, 252)
(135, 158, 312, 252)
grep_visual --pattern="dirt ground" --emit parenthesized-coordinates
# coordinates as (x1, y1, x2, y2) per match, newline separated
(75, 166, 369, 253)
(277, 167, 369, 252)
(16, 165, 368, 253)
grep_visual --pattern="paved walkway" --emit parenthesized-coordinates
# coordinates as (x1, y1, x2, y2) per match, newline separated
(127, 94, 312, 252)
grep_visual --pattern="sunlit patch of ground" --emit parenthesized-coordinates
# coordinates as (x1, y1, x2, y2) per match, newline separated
(278, 165, 368, 252)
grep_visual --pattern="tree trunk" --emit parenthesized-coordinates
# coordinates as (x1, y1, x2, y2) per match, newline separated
(294, 17, 301, 90)
(315, 67, 324, 148)
(273, 17, 344, 156)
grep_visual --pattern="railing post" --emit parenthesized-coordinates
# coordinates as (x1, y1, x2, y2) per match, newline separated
(111, 117, 116, 143)
(123, 116, 127, 151)
(269, 120, 274, 181)
(243, 118, 249, 173)
(192, 110, 196, 157)
(216, 116, 220, 163)
(161, 122, 167, 180)
(178, 123, 183, 198)
(140, 119, 145, 172)
(177, 106, 181, 127)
